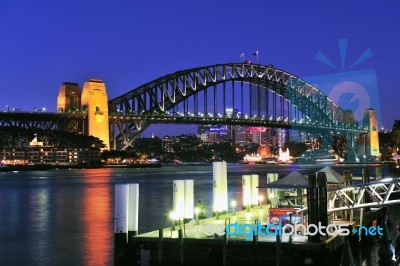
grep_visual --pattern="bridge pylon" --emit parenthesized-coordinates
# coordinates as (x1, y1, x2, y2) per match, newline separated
(357, 108, 380, 161)
(81, 79, 110, 149)
(57, 82, 81, 113)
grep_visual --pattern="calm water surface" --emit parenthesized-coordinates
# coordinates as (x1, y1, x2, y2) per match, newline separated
(0, 164, 384, 265)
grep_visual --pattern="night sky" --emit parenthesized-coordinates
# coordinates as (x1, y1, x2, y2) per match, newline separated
(1, 0, 399, 137)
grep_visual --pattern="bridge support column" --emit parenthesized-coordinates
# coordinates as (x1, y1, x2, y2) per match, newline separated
(112, 121, 117, 150)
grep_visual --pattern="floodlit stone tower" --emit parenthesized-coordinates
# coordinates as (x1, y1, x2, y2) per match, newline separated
(363, 108, 380, 159)
(57, 82, 81, 112)
(81, 79, 110, 149)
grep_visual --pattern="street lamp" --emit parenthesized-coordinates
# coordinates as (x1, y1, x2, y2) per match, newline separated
(231, 200, 236, 215)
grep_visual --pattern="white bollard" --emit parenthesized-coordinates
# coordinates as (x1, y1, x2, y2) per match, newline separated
(242, 175, 251, 210)
(267, 173, 279, 207)
(221, 161, 228, 212)
(128, 184, 139, 237)
(250, 174, 259, 206)
(213, 162, 226, 213)
(184, 180, 194, 219)
(173, 180, 185, 219)
(114, 184, 130, 262)
(115, 184, 129, 234)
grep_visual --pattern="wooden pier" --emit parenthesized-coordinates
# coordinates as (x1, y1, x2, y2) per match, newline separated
(114, 166, 398, 266)
(125, 204, 385, 266)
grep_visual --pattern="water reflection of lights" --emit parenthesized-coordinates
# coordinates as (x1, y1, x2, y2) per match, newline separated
(83, 169, 112, 266)
(29, 188, 50, 264)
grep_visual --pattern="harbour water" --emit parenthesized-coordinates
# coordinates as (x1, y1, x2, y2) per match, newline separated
(0, 164, 384, 265)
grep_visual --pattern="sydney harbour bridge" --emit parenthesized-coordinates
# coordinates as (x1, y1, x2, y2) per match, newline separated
(0, 63, 378, 161)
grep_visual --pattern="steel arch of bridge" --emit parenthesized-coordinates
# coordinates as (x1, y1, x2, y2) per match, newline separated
(108, 63, 362, 150)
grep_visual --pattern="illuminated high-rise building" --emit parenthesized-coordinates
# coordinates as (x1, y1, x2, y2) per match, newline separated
(198, 125, 228, 143)
(81, 79, 110, 149)
(234, 125, 248, 145)
(57, 82, 81, 112)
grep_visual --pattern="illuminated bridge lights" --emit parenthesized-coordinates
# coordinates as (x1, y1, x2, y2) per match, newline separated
(0, 63, 370, 152)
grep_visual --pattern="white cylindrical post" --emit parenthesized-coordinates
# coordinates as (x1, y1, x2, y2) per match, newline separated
(242, 175, 251, 209)
(213, 162, 223, 213)
(221, 161, 228, 212)
(273, 173, 279, 200)
(267, 173, 279, 208)
(266, 173, 272, 204)
(184, 180, 194, 219)
(173, 180, 185, 219)
(114, 184, 129, 263)
(128, 184, 139, 237)
(250, 174, 259, 206)
(115, 184, 129, 234)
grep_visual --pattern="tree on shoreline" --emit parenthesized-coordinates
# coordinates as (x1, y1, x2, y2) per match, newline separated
(0, 127, 105, 149)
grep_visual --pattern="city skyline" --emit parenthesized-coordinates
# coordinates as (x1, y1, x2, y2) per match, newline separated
(1, 1, 400, 137)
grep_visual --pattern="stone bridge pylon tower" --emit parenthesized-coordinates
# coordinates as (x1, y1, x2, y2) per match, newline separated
(81, 79, 110, 149)
(57, 79, 110, 149)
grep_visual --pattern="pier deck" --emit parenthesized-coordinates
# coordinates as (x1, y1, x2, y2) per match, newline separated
(129, 205, 384, 266)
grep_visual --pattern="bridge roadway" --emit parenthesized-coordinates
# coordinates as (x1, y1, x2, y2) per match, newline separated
(0, 111, 366, 133)
(0, 111, 86, 131)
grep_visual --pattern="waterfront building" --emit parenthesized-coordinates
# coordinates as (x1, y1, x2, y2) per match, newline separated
(162, 136, 174, 153)
(0, 147, 100, 165)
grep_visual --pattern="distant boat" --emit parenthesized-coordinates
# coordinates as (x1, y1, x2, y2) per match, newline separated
(298, 149, 340, 164)
(105, 161, 161, 168)
(314, 158, 339, 164)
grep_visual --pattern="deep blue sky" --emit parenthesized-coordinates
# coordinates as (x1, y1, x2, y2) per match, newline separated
(1, 0, 399, 136)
